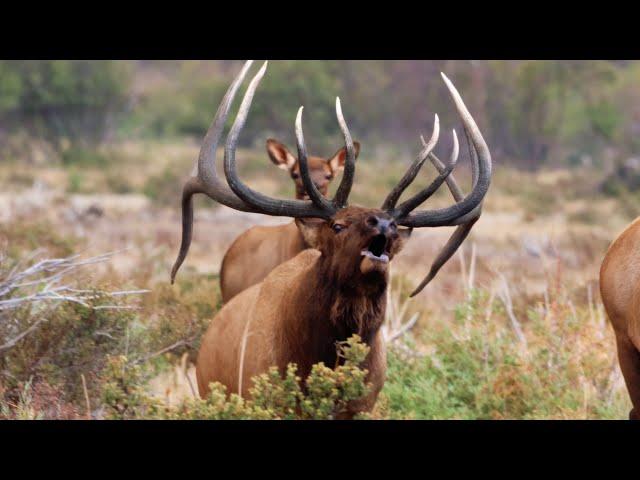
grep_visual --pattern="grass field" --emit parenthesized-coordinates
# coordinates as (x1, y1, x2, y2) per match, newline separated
(0, 139, 634, 419)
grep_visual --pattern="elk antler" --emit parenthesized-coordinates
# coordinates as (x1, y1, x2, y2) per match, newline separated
(407, 131, 483, 297)
(393, 129, 459, 219)
(332, 97, 358, 208)
(295, 107, 335, 212)
(382, 72, 491, 296)
(381, 114, 441, 212)
(222, 62, 334, 219)
(171, 61, 346, 282)
(386, 73, 491, 228)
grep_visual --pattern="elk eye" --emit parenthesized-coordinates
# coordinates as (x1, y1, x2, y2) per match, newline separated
(291, 173, 300, 179)
(332, 224, 346, 234)
(325, 174, 332, 180)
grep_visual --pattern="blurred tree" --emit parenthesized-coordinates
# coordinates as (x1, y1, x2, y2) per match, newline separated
(0, 60, 132, 148)
(4, 59, 640, 171)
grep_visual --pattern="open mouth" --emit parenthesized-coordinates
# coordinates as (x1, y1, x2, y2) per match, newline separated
(361, 234, 389, 263)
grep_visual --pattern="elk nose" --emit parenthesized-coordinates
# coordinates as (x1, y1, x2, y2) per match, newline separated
(367, 216, 396, 235)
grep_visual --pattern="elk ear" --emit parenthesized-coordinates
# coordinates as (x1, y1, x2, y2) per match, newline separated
(328, 141, 361, 173)
(295, 217, 325, 249)
(266, 139, 297, 171)
(395, 227, 413, 253)
(399, 227, 413, 241)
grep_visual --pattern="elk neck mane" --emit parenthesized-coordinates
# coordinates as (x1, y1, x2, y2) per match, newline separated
(276, 250, 388, 378)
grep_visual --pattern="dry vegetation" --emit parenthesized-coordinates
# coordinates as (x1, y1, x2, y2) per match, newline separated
(0, 140, 634, 419)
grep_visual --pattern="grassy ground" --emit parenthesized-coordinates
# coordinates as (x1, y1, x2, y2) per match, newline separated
(0, 138, 634, 419)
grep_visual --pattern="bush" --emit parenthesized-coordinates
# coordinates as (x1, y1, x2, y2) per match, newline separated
(0, 242, 211, 419)
(382, 286, 628, 419)
(101, 335, 372, 420)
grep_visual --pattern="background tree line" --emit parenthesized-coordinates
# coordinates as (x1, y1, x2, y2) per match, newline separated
(2, 60, 640, 170)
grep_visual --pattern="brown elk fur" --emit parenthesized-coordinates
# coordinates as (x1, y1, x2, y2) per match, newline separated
(197, 207, 410, 418)
(600, 217, 640, 420)
(219, 139, 360, 303)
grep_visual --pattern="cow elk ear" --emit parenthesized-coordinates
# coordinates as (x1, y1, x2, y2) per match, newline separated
(267, 139, 297, 172)
(295, 217, 325, 249)
(328, 141, 360, 173)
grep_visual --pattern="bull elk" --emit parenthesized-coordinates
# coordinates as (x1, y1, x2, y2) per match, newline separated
(600, 218, 640, 419)
(171, 60, 492, 418)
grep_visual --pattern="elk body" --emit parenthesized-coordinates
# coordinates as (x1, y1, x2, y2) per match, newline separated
(600, 218, 640, 419)
(171, 61, 492, 418)
(218, 139, 360, 303)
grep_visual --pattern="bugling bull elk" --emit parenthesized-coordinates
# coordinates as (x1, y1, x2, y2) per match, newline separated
(600, 218, 640, 420)
(216, 139, 360, 302)
(171, 60, 492, 417)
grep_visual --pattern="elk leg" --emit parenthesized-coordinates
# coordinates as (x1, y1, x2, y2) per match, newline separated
(616, 335, 640, 420)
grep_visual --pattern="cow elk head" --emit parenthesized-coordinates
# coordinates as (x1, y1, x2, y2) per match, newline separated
(266, 138, 361, 200)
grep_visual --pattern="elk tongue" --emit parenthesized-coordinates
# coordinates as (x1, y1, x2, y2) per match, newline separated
(360, 250, 389, 276)
(361, 250, 390, 263)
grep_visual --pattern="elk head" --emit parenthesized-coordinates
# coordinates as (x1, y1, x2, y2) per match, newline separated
(266, 138, 361, 200)
(294, 208, 412, 296)
(171, 61, 491, 296)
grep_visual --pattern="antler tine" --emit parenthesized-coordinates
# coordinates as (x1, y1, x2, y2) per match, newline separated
(332, 97, 357, 208)
(223, 62, 334, 219)
(409, 218, 479, 297)
(295, 107, 335, 212)
(171, 60, 258, 284)
(393, 129, 459, 218)
(195, 60, 256, 209)
(464, 126, 480, 189)
(395, 73, 492, 228)
(381, 114, 440, 211)
(426, 141, 464, 201)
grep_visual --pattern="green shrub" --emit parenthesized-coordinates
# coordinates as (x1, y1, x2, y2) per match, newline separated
(383, 287, 628, 419)
(101, 335, 372, 420)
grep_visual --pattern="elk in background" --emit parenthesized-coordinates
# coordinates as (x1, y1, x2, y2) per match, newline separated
(600, 219, 640, 420)
(172, 61, 491, 418)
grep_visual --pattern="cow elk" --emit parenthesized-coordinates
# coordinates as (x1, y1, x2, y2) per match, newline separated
(600, 218, 640, 419)
(171, 60, 492, 418)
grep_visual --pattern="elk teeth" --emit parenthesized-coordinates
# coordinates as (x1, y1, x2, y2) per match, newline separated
(361, 250, 390, 263)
